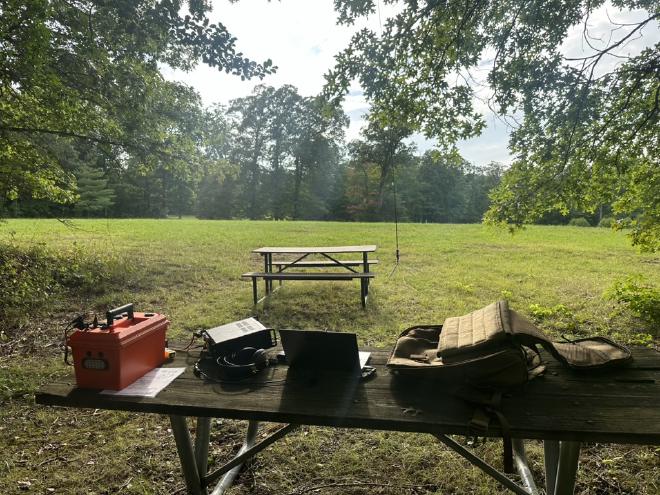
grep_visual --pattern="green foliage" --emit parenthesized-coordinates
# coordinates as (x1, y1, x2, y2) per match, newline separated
(528, 303, 571, 320)
(0, 0, 274, 207)
(568, 217, 591, 227)
(74, 165, 115, 214)
(0, 240, 127, 331)
(599, 216, 615, 228)
(328, 1, 659, 251)
(605, 275, 660, 328)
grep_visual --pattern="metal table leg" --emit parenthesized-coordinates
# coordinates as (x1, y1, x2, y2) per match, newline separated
(554, 441, 580, 495)
(263, 254, 270, 296)
(434, 434, 531, 495)
(251, 277, 258, 305)
(362, 252, 369, 295)
(544, 440, 560, 495)
(195, 418, 212, 494)
(170, 415, 203, 495)
(210, 421, 259, 495)
(360, 278, 367, 308)
(267, 254, 273, 293)
(512, 439, 539, 495)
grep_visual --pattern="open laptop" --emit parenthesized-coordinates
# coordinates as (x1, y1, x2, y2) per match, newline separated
(278, 329, 370, 373)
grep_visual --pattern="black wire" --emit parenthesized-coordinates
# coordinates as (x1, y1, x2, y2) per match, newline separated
(193, 362, 286, 386)
(63, 324, 74, 365)
(171, 332, 199, 352)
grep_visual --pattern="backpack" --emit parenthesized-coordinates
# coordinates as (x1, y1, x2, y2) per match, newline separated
(386, 300, 632, 471)
(387, 300, 631, 387)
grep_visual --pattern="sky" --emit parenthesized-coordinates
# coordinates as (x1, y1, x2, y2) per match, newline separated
(162, 1, 659, 167)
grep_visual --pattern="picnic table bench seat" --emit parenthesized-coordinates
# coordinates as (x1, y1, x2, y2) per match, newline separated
(241, 271, 375, 307)
(271, 259, 379, 268)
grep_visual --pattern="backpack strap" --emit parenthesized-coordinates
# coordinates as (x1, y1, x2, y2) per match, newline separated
(508, 310, 633, 370)
(455, 387, 515, 474)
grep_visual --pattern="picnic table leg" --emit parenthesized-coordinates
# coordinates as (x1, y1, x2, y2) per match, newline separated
(169, 415, 203, 495)
(268, 254, 274, 293)
(434, 434, 531, 495)
(251, 276, 258, 305)
(210, 420, 259, 495)
(512, 439, 539, 495)
(360, 278, 367, 308)
(553, 441, 580, 495)
(362, 252, 369, 295)
(195, 417, 211, 493)
(544, 440, 560, 495)
(263, 254, 270, 296)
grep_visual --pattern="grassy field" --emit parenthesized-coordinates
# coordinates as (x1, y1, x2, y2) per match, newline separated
(1, 218, 658, 494)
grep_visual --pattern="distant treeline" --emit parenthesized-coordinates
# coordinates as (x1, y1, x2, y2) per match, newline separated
(3, 85, 503, 223)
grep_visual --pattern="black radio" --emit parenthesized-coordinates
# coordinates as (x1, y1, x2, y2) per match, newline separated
(196, 318, 277, 381)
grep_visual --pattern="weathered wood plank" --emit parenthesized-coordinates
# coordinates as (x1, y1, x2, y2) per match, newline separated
(253, 246, 377, 254)
(35, 348, 660, 445)
(272, 260, 379, 267)
(241, 272, 375, 280)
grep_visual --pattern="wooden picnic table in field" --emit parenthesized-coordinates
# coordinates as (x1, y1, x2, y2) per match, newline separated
(36, 346, 660, 495)
(242, 245, 378, 307)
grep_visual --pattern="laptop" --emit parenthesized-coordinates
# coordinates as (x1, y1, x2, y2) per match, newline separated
(278, 329, 370, 373)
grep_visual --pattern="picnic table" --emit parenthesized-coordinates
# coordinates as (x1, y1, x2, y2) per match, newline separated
(35, 346, 660, 495)
(242, 245, 378, 307)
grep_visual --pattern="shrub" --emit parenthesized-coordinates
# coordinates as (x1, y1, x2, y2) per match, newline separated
(568, 217, 591, 227)
(615, 217, 633, 229)
(528, 303, 570, 319)
(598, 216, 615, 228)
(0, 241, 128, 332)
(605, 276, 660, 330)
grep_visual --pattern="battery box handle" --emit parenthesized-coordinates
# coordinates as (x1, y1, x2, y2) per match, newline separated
(106, 303, 134, 327)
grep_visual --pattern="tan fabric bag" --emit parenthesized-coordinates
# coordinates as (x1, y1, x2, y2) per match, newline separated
(387, 300, 632, 390)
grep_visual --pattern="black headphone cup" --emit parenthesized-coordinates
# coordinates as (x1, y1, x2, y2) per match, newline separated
(251, 348, 268, 368)
(235, 347, 259, 364)
(222, 347, 269, 370)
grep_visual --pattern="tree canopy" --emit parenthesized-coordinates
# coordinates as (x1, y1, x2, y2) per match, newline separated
(327, 1, 659, 250)
(0, 0, 274, 205)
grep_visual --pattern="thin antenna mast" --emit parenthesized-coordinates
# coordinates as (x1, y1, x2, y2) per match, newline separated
(377, 0, 401, 277)
(389, 171, 401, 276)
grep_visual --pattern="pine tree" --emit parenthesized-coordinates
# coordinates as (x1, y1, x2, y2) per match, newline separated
(74, 165, 115, 216)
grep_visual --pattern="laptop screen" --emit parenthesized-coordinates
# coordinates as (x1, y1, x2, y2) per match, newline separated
(279, 329, 361, 372)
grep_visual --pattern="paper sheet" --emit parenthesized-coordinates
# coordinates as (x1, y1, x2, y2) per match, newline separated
(101, 367, 185, 398)
(359, 351, 371, 368)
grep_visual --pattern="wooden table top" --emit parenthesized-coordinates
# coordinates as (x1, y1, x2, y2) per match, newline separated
(36, 347, 660, 445)
(253, 245, 377, 254)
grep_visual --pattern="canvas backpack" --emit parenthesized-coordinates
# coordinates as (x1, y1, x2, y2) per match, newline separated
(387, 300, 631, 388)
(386, 300, 632, 471)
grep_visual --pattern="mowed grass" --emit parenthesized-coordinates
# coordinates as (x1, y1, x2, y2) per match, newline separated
(1, 218, 658, 495)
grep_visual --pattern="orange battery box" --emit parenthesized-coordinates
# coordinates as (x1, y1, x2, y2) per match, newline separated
(67, 304, 169, 390)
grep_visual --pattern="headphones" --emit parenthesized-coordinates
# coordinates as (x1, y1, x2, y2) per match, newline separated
(195, 347, 271, 381)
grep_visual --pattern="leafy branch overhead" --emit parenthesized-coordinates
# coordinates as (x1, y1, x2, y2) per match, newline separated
(0, 0, 275, 204)
(327, 1, 659, 250)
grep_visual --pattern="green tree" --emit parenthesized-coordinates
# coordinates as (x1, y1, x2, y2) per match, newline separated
(228, 86, 274, 219)
(1, 0, 274, 208)
(343, 118, 414, 218)
(290, 98, 348, 219)
(227, 86, 347, 220)
(74, 164, 115, 215)
(328, 1, 659, 250)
